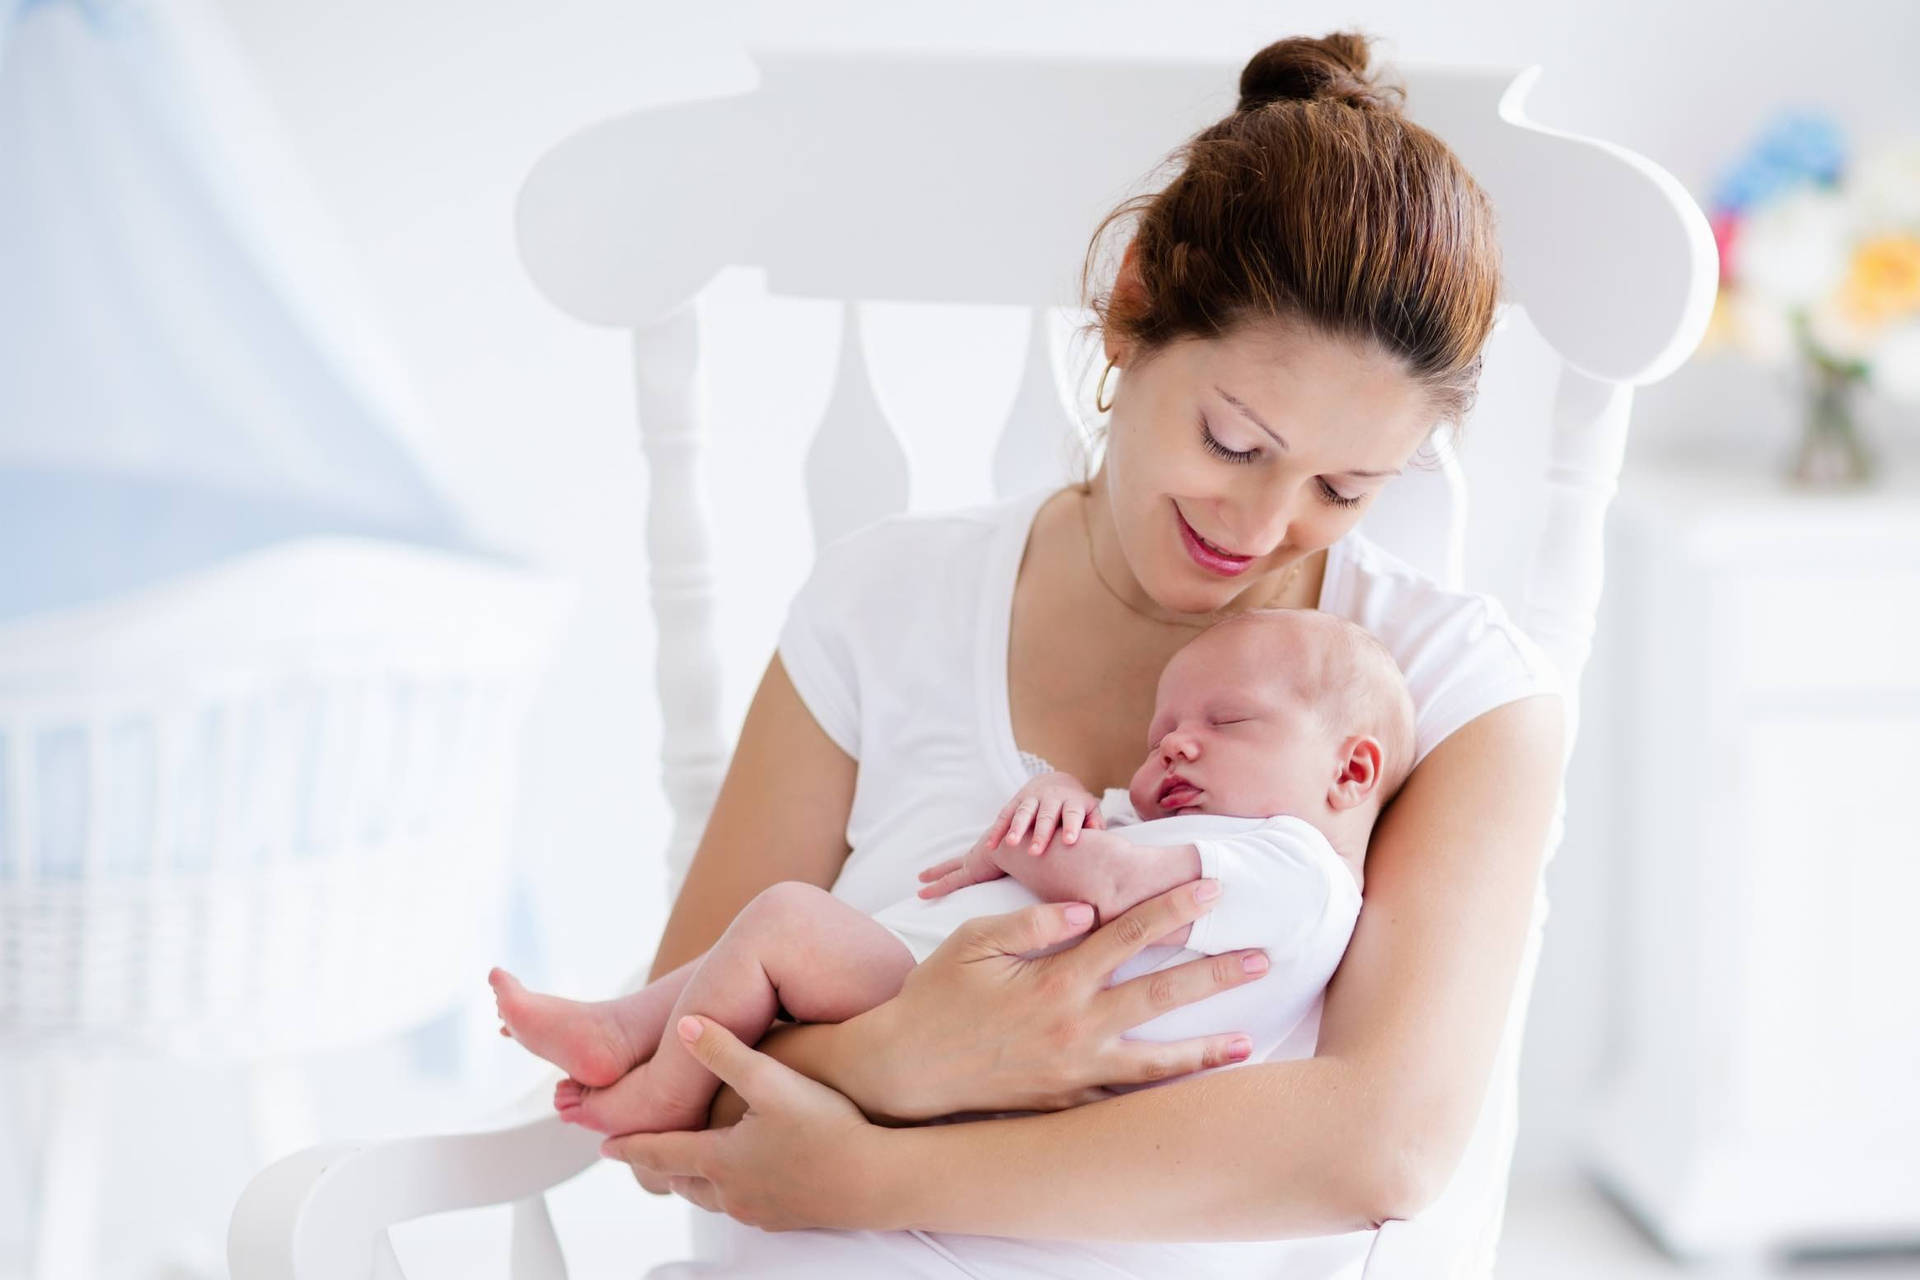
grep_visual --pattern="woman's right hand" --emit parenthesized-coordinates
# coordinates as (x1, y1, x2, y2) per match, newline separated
(843, 878, 1268, 1122)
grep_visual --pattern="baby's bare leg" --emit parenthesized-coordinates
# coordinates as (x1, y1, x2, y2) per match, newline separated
(565, 881, 915, 1136)
(491, 953, 702, 1088)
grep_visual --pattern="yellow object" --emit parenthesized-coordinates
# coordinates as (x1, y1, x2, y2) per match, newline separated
(1838, 234, 1920, 330)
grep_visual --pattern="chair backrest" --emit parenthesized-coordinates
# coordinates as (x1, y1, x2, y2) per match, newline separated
(515, 46, 1715, 1275)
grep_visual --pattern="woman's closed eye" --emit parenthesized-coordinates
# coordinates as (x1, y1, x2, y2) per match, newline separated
(1198, 420, 1365, 508)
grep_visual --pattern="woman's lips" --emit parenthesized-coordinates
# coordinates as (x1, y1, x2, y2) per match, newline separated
(1175, 504, 1254, 577)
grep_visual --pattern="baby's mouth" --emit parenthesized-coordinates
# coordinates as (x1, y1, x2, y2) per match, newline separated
(1158, 777, 1202, 810)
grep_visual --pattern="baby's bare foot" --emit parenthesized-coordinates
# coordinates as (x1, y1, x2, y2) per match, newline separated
(560, 1059, 711, 1137)
(490, 968, 640, 1088)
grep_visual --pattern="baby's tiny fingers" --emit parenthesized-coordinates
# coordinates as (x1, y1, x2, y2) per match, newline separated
(920, 868, 974, 898)
(1005, 797, 1038, 844)
(1062, 804, 1085, 843)
(1030, 805, 1060, 853)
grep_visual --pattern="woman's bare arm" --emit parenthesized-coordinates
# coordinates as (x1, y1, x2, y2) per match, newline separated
(841, 692, 1566, 1237)
(647, 654, 856, 981)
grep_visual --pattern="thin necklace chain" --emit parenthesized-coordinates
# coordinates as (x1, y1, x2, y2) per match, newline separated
(1077, 487, 1300, 628)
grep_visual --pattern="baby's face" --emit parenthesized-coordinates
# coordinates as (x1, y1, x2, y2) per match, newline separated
(1127, 621, 1338, 823)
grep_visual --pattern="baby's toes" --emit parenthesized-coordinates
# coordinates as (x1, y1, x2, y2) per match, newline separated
(554, 1078, 587, 1113)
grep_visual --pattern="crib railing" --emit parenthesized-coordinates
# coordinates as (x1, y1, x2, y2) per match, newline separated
(2, 535, 571, 1279)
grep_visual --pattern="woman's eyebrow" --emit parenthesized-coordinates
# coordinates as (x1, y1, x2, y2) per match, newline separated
(1214, 384, 1404, 479)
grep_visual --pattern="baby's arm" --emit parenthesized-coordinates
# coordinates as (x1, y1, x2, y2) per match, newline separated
(926, 826, 1204, 949)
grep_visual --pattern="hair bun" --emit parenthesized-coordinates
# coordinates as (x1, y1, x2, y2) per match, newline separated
(1237, 31, 1405, 115)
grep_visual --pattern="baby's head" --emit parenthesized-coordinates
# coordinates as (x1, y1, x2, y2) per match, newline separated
(1126, 609, 1417, 848)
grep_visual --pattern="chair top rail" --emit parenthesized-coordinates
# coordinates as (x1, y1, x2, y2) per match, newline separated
(517, 48, 1715, 386)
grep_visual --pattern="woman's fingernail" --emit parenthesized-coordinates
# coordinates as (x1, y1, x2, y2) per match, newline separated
(1193, 879, 1222, 903)
(1242, 952, 1269, 975)
(677, 1015, 702, 1042)
(1228, 1037, 1253, 1061)
(1065, 903, 1094, 926)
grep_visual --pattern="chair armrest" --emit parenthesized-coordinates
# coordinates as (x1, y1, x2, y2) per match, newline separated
(228, 1102, 601, 1280)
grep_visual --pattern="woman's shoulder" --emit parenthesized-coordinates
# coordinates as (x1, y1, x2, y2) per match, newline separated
(803, 488, 1037, 586)
(1322, 529, 1565, 768)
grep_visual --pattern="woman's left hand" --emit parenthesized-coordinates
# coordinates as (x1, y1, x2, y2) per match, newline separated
(600, 1015, 896, 1232)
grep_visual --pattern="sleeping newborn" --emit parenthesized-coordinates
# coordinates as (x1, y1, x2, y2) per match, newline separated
(489, 606, 1416, 1136)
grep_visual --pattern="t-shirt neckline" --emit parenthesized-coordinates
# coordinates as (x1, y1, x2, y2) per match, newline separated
(977, 485, 1351, 795)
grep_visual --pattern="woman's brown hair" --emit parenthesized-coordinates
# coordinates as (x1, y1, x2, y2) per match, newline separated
(1077, 30, 1504, 457)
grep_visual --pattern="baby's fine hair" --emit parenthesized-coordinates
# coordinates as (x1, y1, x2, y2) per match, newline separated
(1204, 608, 1419, 803)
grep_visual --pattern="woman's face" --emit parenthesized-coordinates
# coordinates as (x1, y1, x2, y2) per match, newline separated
(1098, 317, 1437, 617)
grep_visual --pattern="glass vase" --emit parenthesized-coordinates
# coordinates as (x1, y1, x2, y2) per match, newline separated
(1788, 356, 1876, 489)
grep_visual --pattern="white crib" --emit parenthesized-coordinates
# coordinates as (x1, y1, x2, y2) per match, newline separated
(2, 535, 570, 1278)
(227, 45, 1717, 1278)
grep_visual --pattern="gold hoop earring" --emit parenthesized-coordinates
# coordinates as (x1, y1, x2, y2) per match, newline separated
(1095, 356, 1119, 413)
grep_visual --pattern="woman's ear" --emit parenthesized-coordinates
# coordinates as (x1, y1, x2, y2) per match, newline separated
(1326, 735, 1382, 812)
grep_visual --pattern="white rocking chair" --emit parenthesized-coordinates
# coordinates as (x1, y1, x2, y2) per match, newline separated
(227, 45, 1716, 1278)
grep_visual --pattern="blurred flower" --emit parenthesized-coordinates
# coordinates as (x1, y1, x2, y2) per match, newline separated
(1808, 292, 1877, 364)
(1849, 136, 1920, 228)
(1730, 290, 1797, 368)
(1735, 184, 1854, 307)
(1709, 209, 1740, 285)
(1700, 110, 1920, 419)
(1709, 110, 1846, 214)
(1835, 233, 1920, 328)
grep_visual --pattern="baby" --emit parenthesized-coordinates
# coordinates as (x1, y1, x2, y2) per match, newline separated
(489, 606, 1416, 1136)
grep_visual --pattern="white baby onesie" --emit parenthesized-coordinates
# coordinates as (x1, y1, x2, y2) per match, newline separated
(867, 797, 1362, 1074)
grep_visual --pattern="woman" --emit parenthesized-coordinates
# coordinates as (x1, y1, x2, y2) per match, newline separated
(608, 29, 1568, 1277)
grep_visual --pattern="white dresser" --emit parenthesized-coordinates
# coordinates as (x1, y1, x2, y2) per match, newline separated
(1581, 448, 1920, 1260)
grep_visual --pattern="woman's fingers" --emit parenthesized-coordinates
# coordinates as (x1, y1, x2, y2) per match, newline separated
(668, 1175, 720, 1212)
(951, 899, 1097, 962)
(1066, 878, 1241, 1007)
(1095, 945, 1270, 1044)
(1108, 1032, 1258, 1086)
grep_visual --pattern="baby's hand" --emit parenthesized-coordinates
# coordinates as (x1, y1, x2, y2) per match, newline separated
(985, 770, 1107, 858)
(915, 842, 1005, 898)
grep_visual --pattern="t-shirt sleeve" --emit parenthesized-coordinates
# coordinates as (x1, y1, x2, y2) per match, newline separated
(1183, 819, 1361, 964)
(775, 531, 870, 760)
(1412, 599, 1565, 768)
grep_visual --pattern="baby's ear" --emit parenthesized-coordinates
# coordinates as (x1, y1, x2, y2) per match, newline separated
(1327, 735, 1383, 811)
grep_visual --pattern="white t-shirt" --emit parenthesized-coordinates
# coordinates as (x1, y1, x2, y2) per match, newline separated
(661, 483, 1564, 1280)
(869, 811, 1360, 1073)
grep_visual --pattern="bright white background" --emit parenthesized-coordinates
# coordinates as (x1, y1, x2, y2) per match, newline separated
(12, 1, 1920, 1275)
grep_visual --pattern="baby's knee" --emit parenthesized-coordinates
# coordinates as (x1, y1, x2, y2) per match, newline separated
(739, 880, 835, 932)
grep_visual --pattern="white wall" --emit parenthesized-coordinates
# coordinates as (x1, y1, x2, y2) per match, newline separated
(204, 0, 1920, 1187)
